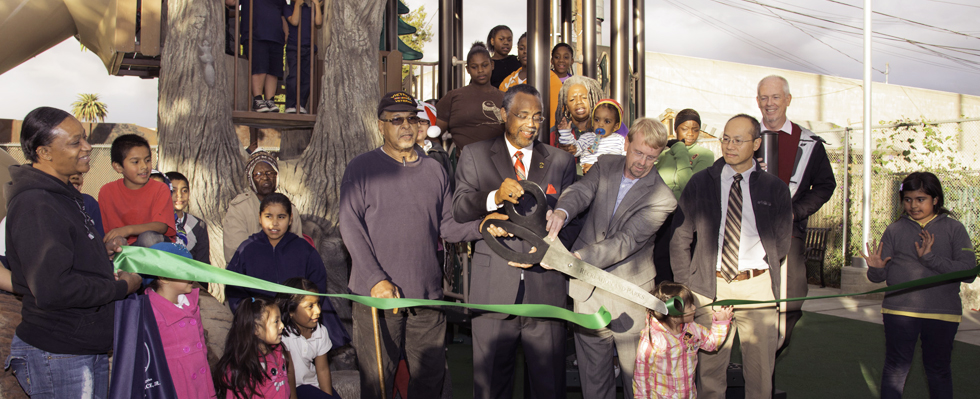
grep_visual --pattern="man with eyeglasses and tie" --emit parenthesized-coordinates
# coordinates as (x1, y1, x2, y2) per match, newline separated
(339, 91, 501, 398)
(669, 114, 793, 399)
(453, 84, 577, 399)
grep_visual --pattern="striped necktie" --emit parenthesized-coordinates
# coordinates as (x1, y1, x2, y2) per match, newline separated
(720, 173, 743, 282)
(514, 151, 526, 181)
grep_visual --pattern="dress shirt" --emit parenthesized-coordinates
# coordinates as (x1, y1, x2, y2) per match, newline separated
(772, 118, 793, 135)
(715, 161, 769, 272)
(612, 174, 638, 216)
(555, 172, 637, 228)
(486, 138, 533, 211)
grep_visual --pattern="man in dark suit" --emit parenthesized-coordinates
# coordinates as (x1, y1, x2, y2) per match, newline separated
(757, 75, 836, 350)
(453, 84, 576, 399)
(543, 117, 677, 399)
(670, 114, 793, 399)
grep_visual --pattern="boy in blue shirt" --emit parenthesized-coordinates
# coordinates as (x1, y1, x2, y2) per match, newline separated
(283, 0, 322, 114)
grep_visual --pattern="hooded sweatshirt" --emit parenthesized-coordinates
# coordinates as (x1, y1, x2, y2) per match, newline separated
(867, 213, 976, 321)
(5, 165, 130, 354)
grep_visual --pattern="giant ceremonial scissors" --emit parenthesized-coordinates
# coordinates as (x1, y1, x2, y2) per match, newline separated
(480, 180, 669, 316)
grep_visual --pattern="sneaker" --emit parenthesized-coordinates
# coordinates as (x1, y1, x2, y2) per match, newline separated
(253, 98, 271, 112)
(265, 100, 279, 113)
(284, 107, 297, 114)
(299, 107, 308, 114)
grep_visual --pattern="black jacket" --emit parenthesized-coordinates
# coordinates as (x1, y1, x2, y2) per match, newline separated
(6, 165, 129, 354)
(669, 158, 793, 300)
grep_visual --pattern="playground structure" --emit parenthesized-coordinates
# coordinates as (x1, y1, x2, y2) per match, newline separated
(0, 0, 649, 127)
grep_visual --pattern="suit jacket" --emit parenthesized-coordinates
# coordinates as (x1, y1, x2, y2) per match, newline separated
(669, 158, 793, 300)
(453, 136, 576, 308)
(557, 155, 676, 319)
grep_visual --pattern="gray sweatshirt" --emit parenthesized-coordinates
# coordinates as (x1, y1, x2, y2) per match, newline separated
(868, 213, 976, 317)
(340, 146, 482, 299)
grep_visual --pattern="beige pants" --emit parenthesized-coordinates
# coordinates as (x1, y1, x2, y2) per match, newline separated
(694, 274, 778, 399)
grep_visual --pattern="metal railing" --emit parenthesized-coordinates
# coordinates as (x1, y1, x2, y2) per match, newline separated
(228, 1, 319, 115)
(403, 60, 440, 102)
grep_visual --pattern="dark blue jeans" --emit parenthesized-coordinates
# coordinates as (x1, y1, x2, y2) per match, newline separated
(881, 313, 959, 399)
(286, 47, 313, 109)
(297, 384, 341, 399)
(5, 334, 110, 398)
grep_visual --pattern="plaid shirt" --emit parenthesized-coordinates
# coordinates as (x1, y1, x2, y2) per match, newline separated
(632, 314, 730, 398)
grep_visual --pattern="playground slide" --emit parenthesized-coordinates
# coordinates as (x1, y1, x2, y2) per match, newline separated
(0, 0, 122, 76)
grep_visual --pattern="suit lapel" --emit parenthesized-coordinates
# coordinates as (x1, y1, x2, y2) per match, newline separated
(595, 158, 622, 231)
(490, 136, 517, 182)
(526, 141, 551, 184)
(610, 167, 657, 226)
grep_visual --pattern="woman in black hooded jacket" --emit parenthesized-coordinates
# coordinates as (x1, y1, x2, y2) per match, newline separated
(4, 107, 142, 398)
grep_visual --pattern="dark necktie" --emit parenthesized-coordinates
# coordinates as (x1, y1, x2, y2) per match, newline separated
(721, 173, 743, 282)
(514, 151, 526, 181)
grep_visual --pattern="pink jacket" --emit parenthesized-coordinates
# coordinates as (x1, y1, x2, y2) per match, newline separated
(148, 288, 216, 399)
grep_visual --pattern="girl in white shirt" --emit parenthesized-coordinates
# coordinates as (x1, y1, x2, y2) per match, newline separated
(276, 278, 340, 399)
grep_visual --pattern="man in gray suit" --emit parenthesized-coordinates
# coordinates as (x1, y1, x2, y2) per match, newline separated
(543, 118, 677, 399)
(453, 84, 577, 399)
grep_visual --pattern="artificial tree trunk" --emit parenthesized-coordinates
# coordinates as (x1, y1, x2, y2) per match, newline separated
(156, 0, 246, 298)
(284, 0, 385, 236)
(277, 0, 387, 372)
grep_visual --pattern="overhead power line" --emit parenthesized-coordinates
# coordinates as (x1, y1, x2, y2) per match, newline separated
(660, 0, 833, 75)
(823, 0, 980, 41)
(731, 0, 980, 71)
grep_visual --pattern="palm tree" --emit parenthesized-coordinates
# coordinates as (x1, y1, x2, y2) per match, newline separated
(71, 93, 108, 123)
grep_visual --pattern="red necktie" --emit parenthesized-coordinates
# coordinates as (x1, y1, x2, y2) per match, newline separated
(514, 151, 526, 181)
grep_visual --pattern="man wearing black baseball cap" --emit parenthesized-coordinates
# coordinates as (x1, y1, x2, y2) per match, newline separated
(339, 90, 502, 397)
(376, 90, 420, 117)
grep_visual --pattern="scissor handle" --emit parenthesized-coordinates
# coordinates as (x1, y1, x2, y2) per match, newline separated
(502, 180, 549, 237)
(480, 220, 549, 265)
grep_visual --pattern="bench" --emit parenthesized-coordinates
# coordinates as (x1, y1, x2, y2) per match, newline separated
(804, 227, 832, 287)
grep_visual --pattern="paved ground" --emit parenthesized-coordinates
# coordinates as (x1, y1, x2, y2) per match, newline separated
(802, 285, 980, 346)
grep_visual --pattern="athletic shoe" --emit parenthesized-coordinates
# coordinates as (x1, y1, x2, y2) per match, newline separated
(285, 107, 297, 114)
(253, 98, 271, 112)
(265, 100, 280, 113)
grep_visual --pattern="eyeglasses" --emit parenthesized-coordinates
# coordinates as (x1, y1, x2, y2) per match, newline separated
(509, 112, 546, 124)
(720, 137, 754, 147)
(252, 170, 278, 179)
(418, 119, 431, 126)
(380, 116, 422, 126)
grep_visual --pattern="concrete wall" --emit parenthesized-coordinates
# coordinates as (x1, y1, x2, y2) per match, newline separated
(643, 52, 980, 153)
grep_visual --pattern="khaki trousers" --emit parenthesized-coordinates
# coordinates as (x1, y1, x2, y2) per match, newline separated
(693, 274, 778, 399)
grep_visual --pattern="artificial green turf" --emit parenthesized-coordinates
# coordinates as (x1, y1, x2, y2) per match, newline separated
(775, 312, 980, 398)
(446, 312, 980, 398)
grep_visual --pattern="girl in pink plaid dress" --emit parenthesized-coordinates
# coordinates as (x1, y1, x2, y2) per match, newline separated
(633, 282, 733, 398)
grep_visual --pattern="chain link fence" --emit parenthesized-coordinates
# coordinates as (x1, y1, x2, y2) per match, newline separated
(0, 144, 158, 201)
(809, 118, 980, 289)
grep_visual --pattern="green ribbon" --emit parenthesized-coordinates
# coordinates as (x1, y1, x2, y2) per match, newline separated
(112, 247, 612, 329)
(705, 265, 980, 307)
(665, 296, 686, 316)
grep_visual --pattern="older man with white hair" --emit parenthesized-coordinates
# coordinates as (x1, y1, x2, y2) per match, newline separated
(756, 75, 836, 351)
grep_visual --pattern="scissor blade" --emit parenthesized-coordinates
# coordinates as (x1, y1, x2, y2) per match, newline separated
(541, 244, 668, 315)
